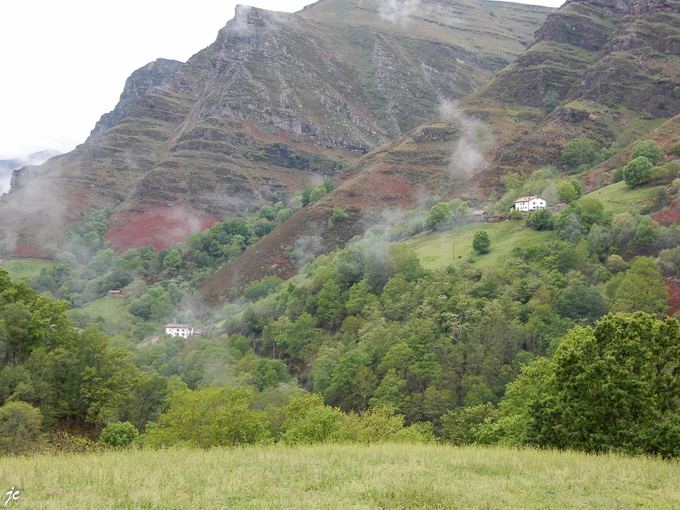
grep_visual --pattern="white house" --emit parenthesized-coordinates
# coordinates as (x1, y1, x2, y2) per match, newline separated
(513, 196, 547, 212)
(165, 323, 194, 338)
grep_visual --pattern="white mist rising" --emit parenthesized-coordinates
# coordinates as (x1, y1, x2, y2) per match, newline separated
(438, 100, 490, 180)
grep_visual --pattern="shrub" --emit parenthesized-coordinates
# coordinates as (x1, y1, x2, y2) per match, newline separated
(670, 143, 680, 157)
(0, 401, 43, 455)
(624, 157, 653, 187)
(472, 231, 491, 254)
(99, 421, 139, 449)
(562, 138, 601, 168)
(527, 209, 553, 230)
(631, 140, 665, 165)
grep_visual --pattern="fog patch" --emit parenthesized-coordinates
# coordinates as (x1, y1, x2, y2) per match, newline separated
(377, 0, 423, 25)
(438, 100, 490, 180)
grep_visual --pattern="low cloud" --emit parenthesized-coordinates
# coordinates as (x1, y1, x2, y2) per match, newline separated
(438, 100, 490, 180)
(377, 0, 423, 25)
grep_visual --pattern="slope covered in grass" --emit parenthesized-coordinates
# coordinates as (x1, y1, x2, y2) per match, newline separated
(407, 219, 557, 272)
(0, 259, 54, 281)
(2, 444, 679, 509)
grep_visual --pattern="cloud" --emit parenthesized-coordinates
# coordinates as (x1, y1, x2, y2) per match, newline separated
(438, 100, 490, 180)
(377, 0, 423, 25)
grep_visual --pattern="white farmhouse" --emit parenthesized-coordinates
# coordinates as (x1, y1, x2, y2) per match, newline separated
(513, 196, 547, 212)
(165, 323, 194, 338)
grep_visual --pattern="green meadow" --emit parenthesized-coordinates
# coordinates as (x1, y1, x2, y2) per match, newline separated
(583, 180, 651, 214)
(80, 296, 130, 322)
(0, 259, 53, 281)
(1, 444, 679, 509)
(407, 220, 556, 272)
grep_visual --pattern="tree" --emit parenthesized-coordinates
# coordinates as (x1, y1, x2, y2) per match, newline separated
(426, 203, 450, 230)
(99, 421, 139, 449)
(612, 257, 669, 318)
(624, 157, 653, 187)
(472, 231, 491, 254)
(526, 209, 553, 231)
(143, 387, 270, 448)
(561, 138, 601, 168)
(0, 401, 43, 454)
(162, 249, 182, 274)
(631, 140, 665, 165)
(526, 313, 680, 458)
(557, 181, 578, 204)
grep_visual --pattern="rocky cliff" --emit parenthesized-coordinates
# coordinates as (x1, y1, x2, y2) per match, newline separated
(0, 0, 550, 256)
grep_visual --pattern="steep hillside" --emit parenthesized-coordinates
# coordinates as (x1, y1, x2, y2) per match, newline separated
(0, 0, 550, 257)
(459, 0, 680, 194)
(199, 0, 680, 301)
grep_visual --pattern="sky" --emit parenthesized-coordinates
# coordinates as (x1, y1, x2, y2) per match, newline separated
(0, 0, 564, 161)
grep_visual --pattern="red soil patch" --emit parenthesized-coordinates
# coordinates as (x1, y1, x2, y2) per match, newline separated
(652, 198, 680, 226)
(666, 279, 680, 317)
(13, 243, 44, 258)
(106, 206, 221, 252)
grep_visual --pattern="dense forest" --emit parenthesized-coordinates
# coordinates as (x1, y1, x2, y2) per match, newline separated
(2, 140, 680, 458)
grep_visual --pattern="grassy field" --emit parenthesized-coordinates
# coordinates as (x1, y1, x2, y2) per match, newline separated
(79, 297, 130, 321)
(0, 444, 679, 509)
(0, 259, 53, 281)
(407, 220, 556, 272)
(583, 180, 651, 214)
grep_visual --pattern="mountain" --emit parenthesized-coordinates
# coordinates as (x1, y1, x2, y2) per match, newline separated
(198, 0, 680, 301)
(0, 150, 61, 195)
(0, 0, 551, 257)
(87, 58, 184, 141)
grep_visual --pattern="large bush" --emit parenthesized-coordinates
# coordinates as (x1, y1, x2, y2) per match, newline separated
(99, 421, 139, 449)
(631, 140, 665, 165)
(624, 157, 653, 187)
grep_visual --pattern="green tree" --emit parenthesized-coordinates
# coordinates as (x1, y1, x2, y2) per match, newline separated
(631, 140, 665, 165)
(527, 313, 680, 458)
(472, 231, 491, 254)
(0, 401, 43, 454)
(144, 387, 270, 448)
(557, 181, 578, 204)
(99, 421, 139, 449)
(624, 157, 653, 187)
(612, 257, 669, 318)
(426, 203, 450, 230)
(526, 209, 553, 231)
(562, 138, 601, 168)
(162, 249, 182, 274)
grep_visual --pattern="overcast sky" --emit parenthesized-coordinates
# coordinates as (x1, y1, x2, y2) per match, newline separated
(0, 0, 564, 160)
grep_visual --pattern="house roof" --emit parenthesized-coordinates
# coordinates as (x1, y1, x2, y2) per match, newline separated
(165, 323, 193, 329)
(514, 196, 543, 203)
(473, 210, 488, 215)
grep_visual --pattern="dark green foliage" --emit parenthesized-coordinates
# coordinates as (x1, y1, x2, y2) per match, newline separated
(472, 231, 491, 254)
(0, 401, 43, 454)
(624, 157, 653, 187)
(557, 181, 578, 204)
(542, 90, 560, 111)
(631, 140, 665, 165)
(99, 421, 139, 449)
(555, 285, 608, 322)
(144, 387, 270, 448)
(525, 313, 680, 458)
(561, 138, 601, 169)
(243, 276, 283, 302)
(526, 209, 553, 231)
(440, 403, 498, 445)
(670, 143, 680, 157)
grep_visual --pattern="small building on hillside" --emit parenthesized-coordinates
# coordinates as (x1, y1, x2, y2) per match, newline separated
(513, 196, 547, 212)
(165, 323, 194, 338)
(473, 210, 489, 222)
(552, 203, 568, 213)
(107, 290, 125, 297)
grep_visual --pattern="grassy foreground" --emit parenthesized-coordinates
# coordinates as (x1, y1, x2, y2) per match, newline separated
(1, 444, 679, 509)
